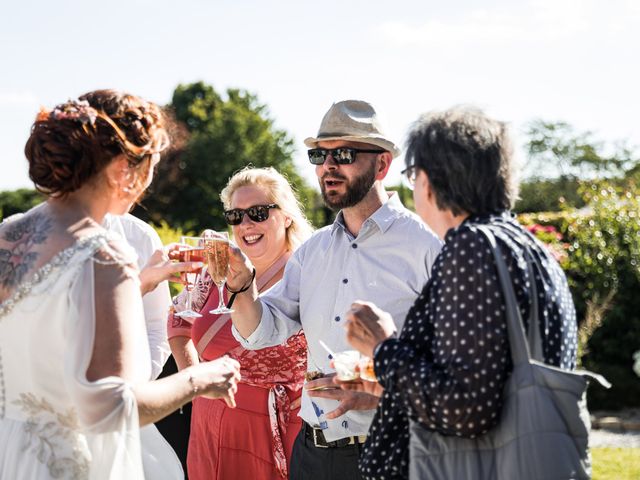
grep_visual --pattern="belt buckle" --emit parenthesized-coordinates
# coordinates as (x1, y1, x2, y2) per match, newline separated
(312, 427, 329, 448)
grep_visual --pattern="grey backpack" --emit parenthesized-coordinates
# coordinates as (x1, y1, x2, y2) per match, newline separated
(409, 225, 610, 480)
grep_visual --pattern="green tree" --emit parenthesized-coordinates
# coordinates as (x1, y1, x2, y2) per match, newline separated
(134, 82, 322, 232)
(0, 189, 45, 220)
(525, 120, 636, 179)
(625, 162, 640, 186)
(515, 177, 583, 213)
(515, 121, 638, 213)
(389, 184, 414, 211)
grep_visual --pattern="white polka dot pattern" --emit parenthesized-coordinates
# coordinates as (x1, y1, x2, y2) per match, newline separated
(360, 214, 578, 479)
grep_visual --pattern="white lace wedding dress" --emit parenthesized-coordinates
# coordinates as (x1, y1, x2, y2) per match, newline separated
(0, 231, 183, 479)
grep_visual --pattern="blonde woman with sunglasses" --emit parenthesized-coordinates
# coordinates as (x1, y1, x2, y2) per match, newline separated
(168, 167, 314, 480)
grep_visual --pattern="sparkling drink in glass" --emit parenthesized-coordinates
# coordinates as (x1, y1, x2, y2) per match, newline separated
(175, 236, 205, 320)
(204, 232, 233, 314)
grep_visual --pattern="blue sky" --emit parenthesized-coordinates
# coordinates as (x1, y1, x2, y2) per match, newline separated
(1, 0, 638, 191)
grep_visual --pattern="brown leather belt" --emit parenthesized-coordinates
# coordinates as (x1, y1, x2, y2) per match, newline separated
(303, 422, 367, 448)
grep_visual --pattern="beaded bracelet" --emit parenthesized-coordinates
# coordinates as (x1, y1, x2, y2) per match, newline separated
(224, 268, 256, 309)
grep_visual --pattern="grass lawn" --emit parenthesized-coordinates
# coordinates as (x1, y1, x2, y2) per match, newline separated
(592, 447, 640, 479)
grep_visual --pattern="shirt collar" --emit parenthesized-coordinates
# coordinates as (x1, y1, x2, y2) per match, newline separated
(330, 192, 406, 236)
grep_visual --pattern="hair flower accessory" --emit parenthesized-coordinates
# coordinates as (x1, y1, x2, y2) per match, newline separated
(36, 107, 51, 122)
(50, 99, 98, 125)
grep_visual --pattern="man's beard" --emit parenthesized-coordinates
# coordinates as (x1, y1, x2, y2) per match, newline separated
(320, 164, 377, 211)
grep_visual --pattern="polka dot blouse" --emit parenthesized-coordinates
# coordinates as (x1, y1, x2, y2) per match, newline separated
(360, 213, 578, 479)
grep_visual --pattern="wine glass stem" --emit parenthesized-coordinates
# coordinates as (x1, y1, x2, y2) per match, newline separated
(186, 285, 194, 310)
(218, 284, 225, 309)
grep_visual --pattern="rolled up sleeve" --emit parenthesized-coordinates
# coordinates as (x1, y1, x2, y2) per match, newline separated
(231, 253, 303, 349)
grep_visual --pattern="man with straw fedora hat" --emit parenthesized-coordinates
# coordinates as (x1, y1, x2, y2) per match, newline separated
(226, 100, 442, 479)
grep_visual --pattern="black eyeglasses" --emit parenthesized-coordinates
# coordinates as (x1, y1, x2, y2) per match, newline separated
(307, 147, 385, 165)
(223, 204, 280, 225)
(401, 165, 417, 189)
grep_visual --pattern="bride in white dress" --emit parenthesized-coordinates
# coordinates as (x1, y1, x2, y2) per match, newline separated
(0, 90, 241, 479)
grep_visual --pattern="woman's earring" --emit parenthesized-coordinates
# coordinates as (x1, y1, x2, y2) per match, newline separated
(123, 168, 137, 194)
(118, 179, 134, 198)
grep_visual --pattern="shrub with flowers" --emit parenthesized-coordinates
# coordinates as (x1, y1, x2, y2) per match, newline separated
(523, 222, 569, 265)
(519, 182, 640, 410)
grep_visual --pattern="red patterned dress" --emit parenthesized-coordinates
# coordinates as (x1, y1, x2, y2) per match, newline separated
(168, 254, 307, 479)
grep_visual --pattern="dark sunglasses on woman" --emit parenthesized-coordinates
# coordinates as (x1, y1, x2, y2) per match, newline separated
(307, 147, 385, 165)
(223, 204, 280, 225)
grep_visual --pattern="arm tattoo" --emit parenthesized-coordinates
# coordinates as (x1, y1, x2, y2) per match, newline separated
(0, 212, 53, 288)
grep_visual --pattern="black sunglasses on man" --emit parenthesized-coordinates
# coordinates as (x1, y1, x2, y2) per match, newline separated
(307, 147, 385, 165)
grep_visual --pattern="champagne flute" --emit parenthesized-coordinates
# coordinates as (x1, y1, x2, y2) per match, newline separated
(175, 236, 206, 320)
(204, 231, 233, 314)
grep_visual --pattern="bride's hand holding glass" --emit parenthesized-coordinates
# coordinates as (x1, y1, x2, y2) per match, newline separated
(139, 243, 204, 295)
(175, 236, 207, 319)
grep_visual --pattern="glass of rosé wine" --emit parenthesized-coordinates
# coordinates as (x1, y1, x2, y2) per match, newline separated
(175, 236, 206, 320)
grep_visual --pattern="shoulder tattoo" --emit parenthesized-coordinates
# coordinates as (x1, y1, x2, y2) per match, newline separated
(0, 213, 53, 288)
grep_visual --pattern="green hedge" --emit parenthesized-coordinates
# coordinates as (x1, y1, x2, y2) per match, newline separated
(0, 189, 44, 220)
(519, 184, 640, 410)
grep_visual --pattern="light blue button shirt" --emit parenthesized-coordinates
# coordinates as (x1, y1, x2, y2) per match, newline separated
(232, 193, 442, 442)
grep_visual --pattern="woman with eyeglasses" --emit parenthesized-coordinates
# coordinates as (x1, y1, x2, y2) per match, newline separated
(340, 107, 578, 479)
(168, 167, 314, 480)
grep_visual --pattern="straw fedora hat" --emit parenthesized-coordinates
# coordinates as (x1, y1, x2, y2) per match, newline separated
(304, 100, 401, 158)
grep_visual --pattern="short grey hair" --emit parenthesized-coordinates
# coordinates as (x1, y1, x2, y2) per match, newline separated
(405, 106, 519, 216)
